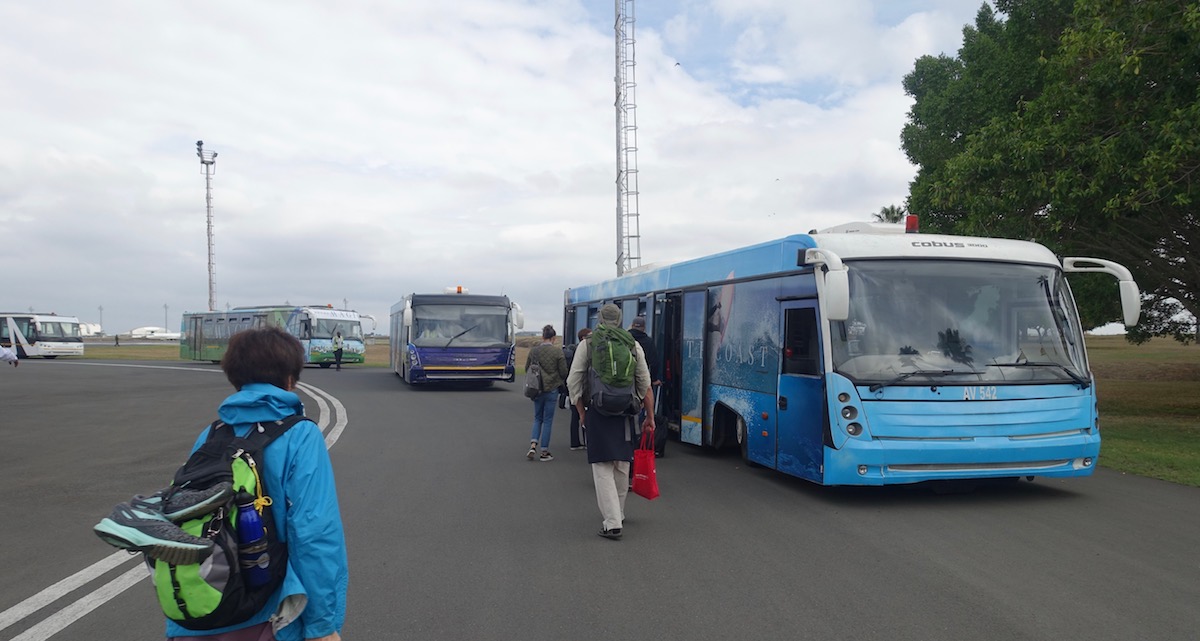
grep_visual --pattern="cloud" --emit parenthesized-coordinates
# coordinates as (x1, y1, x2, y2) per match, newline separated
(0, 0, 983, 334)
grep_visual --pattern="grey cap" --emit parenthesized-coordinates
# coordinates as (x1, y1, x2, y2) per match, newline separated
(599, 303, 622, 326)
(630, 316, 646, 329)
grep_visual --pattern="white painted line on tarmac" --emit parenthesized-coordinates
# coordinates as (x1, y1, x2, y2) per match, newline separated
(7, 565, 147, 641)
(54, 361, 222, 373)
(297, 380, 331, 431)
(297, 381, 349, 448)
(0, 551, 132, 634)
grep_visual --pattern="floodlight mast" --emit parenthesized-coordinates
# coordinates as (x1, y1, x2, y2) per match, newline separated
(614, 0, 641, 277)
(196, 140, 218, 311)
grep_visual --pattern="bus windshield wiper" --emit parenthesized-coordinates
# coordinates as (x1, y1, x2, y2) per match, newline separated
(444, 325, 479, 348)
(990, 361, 1090, 389)
(868, 369, 966, 393)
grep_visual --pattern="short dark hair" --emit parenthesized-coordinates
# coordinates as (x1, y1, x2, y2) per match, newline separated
(577, 327, 592, 341)
(221, 326, 305, 391)
(542, 324, 556, 340)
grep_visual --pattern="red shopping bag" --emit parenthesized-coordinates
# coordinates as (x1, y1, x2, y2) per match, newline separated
(631, 428, 660, 500)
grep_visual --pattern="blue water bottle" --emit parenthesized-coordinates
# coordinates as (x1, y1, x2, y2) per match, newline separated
(235, 495, 270, 588)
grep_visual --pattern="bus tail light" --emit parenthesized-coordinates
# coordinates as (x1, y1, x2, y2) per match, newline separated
(905, 215, 919, 233)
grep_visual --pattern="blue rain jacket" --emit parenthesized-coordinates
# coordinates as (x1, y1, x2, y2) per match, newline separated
(165, 383, 348, 641)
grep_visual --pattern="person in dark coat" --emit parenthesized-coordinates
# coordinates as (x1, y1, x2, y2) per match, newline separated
(628, 316, 659, 384)
(566, 304, 654, 541)
(627, 316, 661, 445)
(561, 327, 591, 450)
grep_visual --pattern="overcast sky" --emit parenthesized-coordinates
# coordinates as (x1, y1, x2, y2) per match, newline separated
(1, 0, 984, 335)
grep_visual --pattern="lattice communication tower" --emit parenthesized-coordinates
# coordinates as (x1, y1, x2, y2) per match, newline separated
(196, 140, 218, 311)
(615, 0, 642, 276)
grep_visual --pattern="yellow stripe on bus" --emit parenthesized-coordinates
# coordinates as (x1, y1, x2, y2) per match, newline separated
(422, 366, 506, 371)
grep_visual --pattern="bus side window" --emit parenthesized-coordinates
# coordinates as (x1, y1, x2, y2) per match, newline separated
(783, 308, 819, 376)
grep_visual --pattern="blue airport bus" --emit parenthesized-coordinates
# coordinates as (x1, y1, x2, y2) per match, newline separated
(563, 219, 1141, 486)
(390, 288, 525, 384)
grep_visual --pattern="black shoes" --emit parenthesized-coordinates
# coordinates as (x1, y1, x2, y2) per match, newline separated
(598, 528, 622, 540)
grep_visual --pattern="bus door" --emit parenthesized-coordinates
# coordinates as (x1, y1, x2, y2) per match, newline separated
(775, 301, 824, 482)
(186, 316, 204, 360)
(678, 291, 707, 446)
(656, 294, 679, 433)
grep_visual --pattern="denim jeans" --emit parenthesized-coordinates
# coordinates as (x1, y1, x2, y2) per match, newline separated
(530, 391, 557, 449)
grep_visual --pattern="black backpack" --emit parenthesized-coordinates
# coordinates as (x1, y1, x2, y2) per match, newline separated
(148, 415, 305, 630)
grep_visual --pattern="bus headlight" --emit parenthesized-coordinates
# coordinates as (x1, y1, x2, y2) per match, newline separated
(847, 423, 862, 436)
(841, 406, 858, 420)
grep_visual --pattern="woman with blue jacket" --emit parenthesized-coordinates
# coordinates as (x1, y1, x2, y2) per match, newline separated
(168, 327, 348, 641)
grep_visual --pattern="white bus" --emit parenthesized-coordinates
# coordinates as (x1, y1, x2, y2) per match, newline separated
(0, 313, 85, 358)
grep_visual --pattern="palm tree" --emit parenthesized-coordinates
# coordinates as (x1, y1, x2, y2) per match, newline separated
(873, 205, 906, 223)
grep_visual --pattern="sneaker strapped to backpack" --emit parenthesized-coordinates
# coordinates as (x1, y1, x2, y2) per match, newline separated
(93, 497, 215, 566)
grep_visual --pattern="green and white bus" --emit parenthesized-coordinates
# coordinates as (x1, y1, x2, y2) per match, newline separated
(181, 305, 367, 367)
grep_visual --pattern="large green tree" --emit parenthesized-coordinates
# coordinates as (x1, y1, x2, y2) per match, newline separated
(902, 0, 1199, 343)
(902, 1, 1075, 232)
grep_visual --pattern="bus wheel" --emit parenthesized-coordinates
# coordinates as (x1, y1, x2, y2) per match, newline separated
(735, 417, 748, 460)
(319, 363, 332, 369)
(735, 416, 759, 467)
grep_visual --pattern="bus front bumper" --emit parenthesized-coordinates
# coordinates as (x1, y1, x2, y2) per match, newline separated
(823, 432, 1101, 485)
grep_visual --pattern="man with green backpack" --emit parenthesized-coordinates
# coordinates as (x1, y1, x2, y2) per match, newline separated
(566, 304, 655, 541)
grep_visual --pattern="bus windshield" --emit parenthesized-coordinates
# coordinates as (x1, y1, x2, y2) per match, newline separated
(831, 260, 1089, 386)
(38, 321, 82, 339)
(311, 318, 362, 340)
(411, 304, 510, 347)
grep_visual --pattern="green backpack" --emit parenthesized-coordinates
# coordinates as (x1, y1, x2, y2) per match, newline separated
(587, 325, 639, 416)
(148, 416, 304, 631)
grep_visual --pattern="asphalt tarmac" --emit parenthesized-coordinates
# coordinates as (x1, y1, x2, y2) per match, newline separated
(1, 359, 1197, 640)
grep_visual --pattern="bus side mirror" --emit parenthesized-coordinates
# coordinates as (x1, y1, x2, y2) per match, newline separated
(511, 302, 525, 330)
(824, 269, 850, 321)
(402, 308, 413, 327)
(1119, 280, 1141, 327)
(1063, 257, 1141, 327)
(804, 248, 849, 322)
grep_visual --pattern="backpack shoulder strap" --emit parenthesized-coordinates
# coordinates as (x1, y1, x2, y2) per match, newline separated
(240, 414, 309, 451)
(201, 419, 231, 445)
